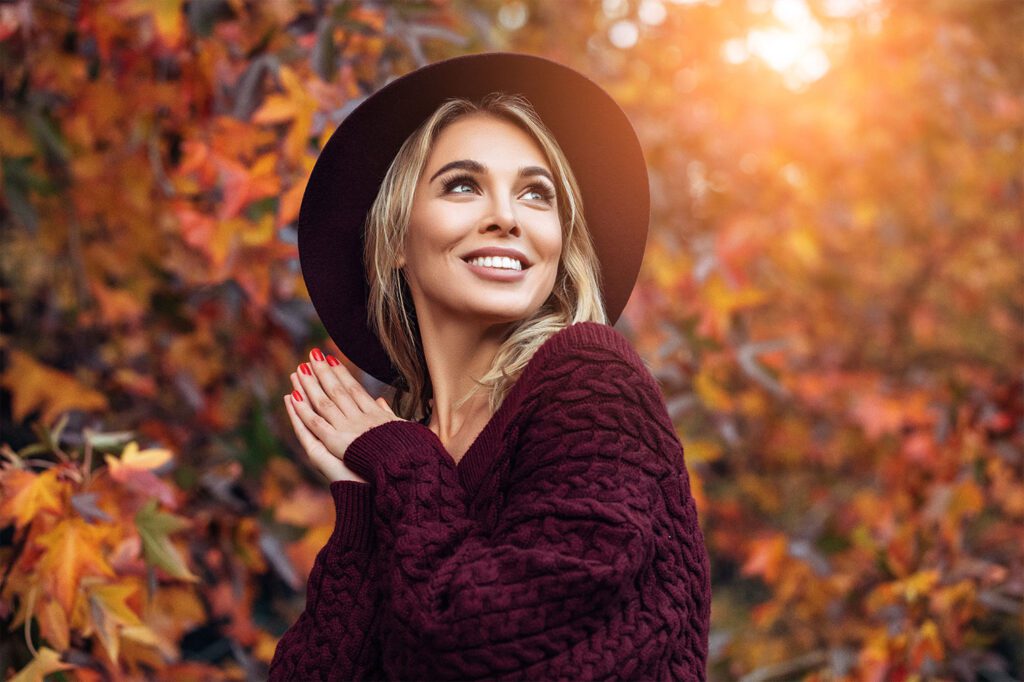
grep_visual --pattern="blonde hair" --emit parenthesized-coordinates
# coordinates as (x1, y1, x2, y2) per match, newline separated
(363, 92, 607, 423)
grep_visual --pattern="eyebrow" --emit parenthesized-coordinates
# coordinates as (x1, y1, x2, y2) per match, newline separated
(428, 159, 555, 186)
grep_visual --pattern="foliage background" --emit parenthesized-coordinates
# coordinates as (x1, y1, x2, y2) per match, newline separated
(1, 0, 1021, 679)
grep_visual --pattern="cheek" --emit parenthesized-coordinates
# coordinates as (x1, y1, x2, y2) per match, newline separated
(410, 205, 467, 248)
(540, 221, 563, 261)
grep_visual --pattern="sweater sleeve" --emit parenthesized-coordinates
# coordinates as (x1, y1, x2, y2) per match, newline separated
(342, 343, 672, 680)
(268, 480, 385, 681)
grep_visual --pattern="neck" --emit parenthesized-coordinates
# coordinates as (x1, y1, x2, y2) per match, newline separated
(415, 309, 512, 445)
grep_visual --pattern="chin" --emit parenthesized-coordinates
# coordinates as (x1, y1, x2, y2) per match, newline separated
(469, 303, 541, 325)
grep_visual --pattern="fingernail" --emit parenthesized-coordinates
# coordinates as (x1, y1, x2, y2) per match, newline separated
(300, 363, 312, 376)
(311, 348, 325, 362)
(326, 354, 339, 367)
(291, 390, 303, 402)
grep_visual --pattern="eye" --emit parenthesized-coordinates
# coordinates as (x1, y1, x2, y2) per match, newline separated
(440, 173, 478, 195)
(523, 183, 556, 204)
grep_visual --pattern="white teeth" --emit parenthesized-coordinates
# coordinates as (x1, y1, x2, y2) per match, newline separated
(467, 256, 523, 271)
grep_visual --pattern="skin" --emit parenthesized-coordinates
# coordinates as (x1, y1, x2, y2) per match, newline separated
(285, 112, 563, 483)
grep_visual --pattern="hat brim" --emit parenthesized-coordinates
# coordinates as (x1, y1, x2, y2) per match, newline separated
(298, 51, 650, 387)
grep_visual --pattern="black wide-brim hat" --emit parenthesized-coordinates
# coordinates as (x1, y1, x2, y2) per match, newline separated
(298, 51, 650, 388)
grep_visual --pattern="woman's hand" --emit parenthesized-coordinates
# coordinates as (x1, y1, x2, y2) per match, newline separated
(283, 348, 404, 484)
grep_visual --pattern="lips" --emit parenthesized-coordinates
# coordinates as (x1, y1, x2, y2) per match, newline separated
(459, 247, 532, 268)
(462, 258, 528, 282)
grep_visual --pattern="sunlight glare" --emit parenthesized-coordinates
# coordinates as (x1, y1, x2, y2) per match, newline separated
(741, 0, 836, 88)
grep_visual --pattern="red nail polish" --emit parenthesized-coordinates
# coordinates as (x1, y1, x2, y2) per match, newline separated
(291, 390, 303, 402)
(300, 363, 312, 375)
(326, 354, 339, 367)
(312, 348, 325, 362)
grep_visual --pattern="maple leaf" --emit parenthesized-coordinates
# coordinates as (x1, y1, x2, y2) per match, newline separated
(273, 485, 333, 527)
(135, 499, 200, 582)
(84, 578, 144, 663)
(104, 441, 178, 509)
(140, 584, 205, 658)
(252, 65, 318, 163)
(212, 153, 280, 221)
(88, 280, 146, 326)
(37, 595, 71, 651)
(741, 534, 788, 583)
(277, 176, 308, 228)
(115, 0, 186, 48)
(8, 646, 75, 682)
(0, 348, 109, 425)
(34, 518, 117, 616)
(0, 467, 65, 529)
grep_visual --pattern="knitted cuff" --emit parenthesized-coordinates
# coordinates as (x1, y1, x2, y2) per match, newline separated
(343, 420, 442, 487)
(327, 479, 374, 551)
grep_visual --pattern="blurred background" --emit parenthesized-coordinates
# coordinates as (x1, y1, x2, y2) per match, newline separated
(1, 0, 1021, 679)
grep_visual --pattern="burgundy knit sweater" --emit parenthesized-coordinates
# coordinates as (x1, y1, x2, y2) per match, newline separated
(268, 321, 711, 681)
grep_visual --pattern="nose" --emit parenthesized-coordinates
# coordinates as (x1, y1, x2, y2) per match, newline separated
(482, 192, 520, 236)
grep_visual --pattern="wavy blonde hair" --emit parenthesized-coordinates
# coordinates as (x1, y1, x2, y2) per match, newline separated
(363, 92, 607, 423)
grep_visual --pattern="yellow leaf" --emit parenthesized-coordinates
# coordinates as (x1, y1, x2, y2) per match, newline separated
(949, 479, 983, 518)
(253, 630, 280, 664)
(111, 441, 173, 471)
(123, 0, 185, 47)
(87, 580, 143, 663)
(89, 581, 144, 627)
(121, 623, 163, 647)
(694, 367, 734, 411)
(679, 438, 722, 464)
(240, 212, 276, 247)
(9, 647, 75, 682)
(903, 569, 940, 602)
(704, 273, 769, 314)
(253, 94, 297, 124)
(787, 225, 820, 268)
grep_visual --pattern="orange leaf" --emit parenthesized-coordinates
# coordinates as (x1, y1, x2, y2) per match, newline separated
(741, 534, 788, 583)
(274, 485, 333, 527)
(88, 280, 147, 326)
(142, 584, 205, 652)
(253, 66, 319, 163)
(35, 518, 117, 616)
(0, 348, 109, 425)
(37, 596, 71, 652)
(0, 468, 65, 530)
(277, 178, 307, 227)
(252, 94, 299, 125)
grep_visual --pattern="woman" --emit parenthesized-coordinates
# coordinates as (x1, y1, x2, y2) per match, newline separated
(269, 52, 711, 681)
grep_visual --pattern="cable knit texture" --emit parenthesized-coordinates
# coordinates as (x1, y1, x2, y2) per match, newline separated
(268, 321, 711, 681)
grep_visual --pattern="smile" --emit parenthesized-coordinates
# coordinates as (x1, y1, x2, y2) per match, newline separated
(465, 256, 524, 271)
(461, 257, 529, 282)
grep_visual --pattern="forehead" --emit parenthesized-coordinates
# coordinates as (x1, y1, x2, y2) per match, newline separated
(426, 113, 550, 169)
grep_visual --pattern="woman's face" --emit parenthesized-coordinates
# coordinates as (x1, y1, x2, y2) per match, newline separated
(398, 112, 562, 328)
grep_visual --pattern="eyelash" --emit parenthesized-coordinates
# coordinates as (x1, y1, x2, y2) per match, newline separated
(440, 173, 556, 204)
